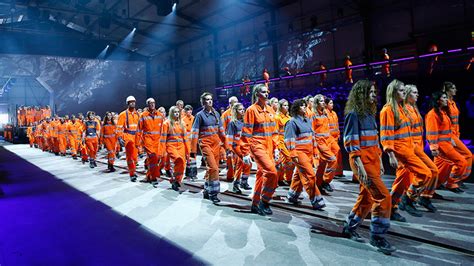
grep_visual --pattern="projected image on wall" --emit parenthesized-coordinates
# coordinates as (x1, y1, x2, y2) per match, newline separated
(0, 54, 146, 116)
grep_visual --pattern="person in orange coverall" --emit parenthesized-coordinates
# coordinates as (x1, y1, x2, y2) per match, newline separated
(57, 117, 68, 156)
(275, 99, 294, 186)
(226, 103, 252, 194)
(344, 55, 353, 84)
(183, 105, 197, 180)
(425, 91, 467, 193)
(342, 79, 395, 255)
(117, 96, 140, 182)
(239, 84, 279, 216)
(392, 85, 438, 220)
(68, 115, 82, 160)
(162, 106, 190, 191)
(136, 98, 165, 185)
(221, 96, 239, 181)
(382, 48, 391, 77)
(326, 97, 344, 177)
(190, 92, 226, 203)
(101, 112, 118, 172)
(82, 111, 100, 168)
(439, 82, 472, 192)
(285, 99, 326, 210)
(26, 124, 35, 147)
(312, 94, 338, 193)
(380, 79, 432, 219)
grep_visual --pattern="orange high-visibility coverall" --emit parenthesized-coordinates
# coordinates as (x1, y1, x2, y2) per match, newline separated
(441, 100, 472, 188)
(327, 108, 343, 176)
(18, 108, 26, 126)
(275, 112, 294, 182)
(226, 119, 251, 185)
(285, 116, 323, 206)
(182, 112, 197, 178)
(162, 119, 189, 184)
(25, 109, 32, 126)
(34, 109, 42, 124)
(51, 120, 60, 154)
(313, 109, 338, 187)
(393, 105, 438, 207)
(101, 122, 118, 165)
(36, 123, 44, 150)
(68, 121, 83, 158)
(344, 111, 391, 238)
(380, 103, 431, 201)
(221, 108, 234, 181)
(191, 109, 225, 196)
(239, 103, 278, 207)
(26, 126, 34, 147)
(83, 120, 100, 161)
(344, 58, 353, 83)
(425, 109, 467, 188)
(118, 109, 140, 177)
(136, 109, 165, 181)
(57, 122, 68, 155)
(383, 52, 390, 77)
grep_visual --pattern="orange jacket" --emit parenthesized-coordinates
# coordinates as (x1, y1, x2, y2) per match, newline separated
(380, 103, 413, 152)
(136, 109, 165, 153)
(447, 99, 460, 137)
(182, 113, 194, 133)
(190, 109, 225, 154)
(101, 122, 118, 143)
(162, 119, 190, 156)
(50, 120, 59, 138)
(26, 126, 33, 138)
(275, 112, 291, 157)
(312, 108, 332, 146)
(57, 122, 68, 137)
(405, 104, 423, 147)
(327, 109, 340, 140)
(221, 108, 232, 131)
(239, 103, 278, 157)
(425, 109, 452, 152)
(68, 121, 84, 140)
(117, 109, 140, 142)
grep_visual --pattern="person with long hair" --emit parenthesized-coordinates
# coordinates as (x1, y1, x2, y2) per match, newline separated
(82, 111, 100, 168)
(275, 99, 294, 186)
(380, 79, 432, 218)
(439, 82, 472, 192)
(190, 92, 225, 203)
(101, 111, 118, 172)
(226, 103, 252, 193)
(312, 94, 338, 193)
(392, 85, 438, 219)
(325, 97, 344, 177)
(162, 106, 189, 191)
(221, 96, 239, 182)
(426, 91, 467, 193)
(239, 84, 279, 215)
(285, 99, 326, 210)
(342, 79, 395, 255)
(183, 105, 197, 180)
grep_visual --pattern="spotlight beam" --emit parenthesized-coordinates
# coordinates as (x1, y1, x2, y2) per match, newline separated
(175, 11, 214, 32)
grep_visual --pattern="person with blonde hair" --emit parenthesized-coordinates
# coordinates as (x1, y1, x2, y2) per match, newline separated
(162, 106, 190, 191)
(380, 79, 432, 218)
(275, 99, 294, 186)
(342, 79, 395, 255)
(226, 102, 252, 193)
(101, 111, 118, 172)
(239, 84, 278, 215)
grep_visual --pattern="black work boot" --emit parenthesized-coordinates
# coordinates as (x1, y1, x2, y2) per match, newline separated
(342, 222, 365, 243)
(418, 197, 437, 212)
(209, 194, 221, 203)
(89, 160, 95, 168)
(171, 181, 180, 192)
(321, 181, 334, 192)
(240, 182, 252, 190)
(130, 174, 137, 182)
(401, 195, 422, 217)
(370, 236, 396, 255)
(258, 201, 272, 215)
(390, 208, 407, 222)
(232, 181, 242, 194)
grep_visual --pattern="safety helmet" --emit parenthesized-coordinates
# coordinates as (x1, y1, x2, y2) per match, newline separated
(126, 95, 136, 103)
(146, 98, 156, 105)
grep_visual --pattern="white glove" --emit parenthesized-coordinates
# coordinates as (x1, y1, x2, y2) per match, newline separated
(274, 149, 280, 162)
(243, 155, 251, 165)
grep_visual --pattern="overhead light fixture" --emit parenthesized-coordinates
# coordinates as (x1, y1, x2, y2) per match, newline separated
(147, 0, 178, 16)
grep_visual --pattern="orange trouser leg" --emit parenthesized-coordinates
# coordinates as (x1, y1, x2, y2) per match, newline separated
(395, 148, 432, 200)
(335, 149, 344, 176)
(414, 146, 438, 198)
(125, 141, 138, 177)
(29, 137, 34, 147)
(391, 165, 411, 209)
(69, 138, 77, 156)
(220, 146, 226, 162)
(233, 154, 251, 183)
(201, 143, 220, 195)
(287, 152, 321, 203)
(58, 136, 67, 154)
(435, 142, 467, 189)
(346, 147, 391, 238)
(164, 155, 171, 171)
(85, 137, 98, 160)
(104, 138, 116, 165)
(144, 149, 159, 181)
(277, 153, 295, 182)
(251, 147, 278, 205)
(316, 143, 337, 186)
(446, 136, 472, 186)
(226, 152, 234, 181)
(168, 147, 185, 184)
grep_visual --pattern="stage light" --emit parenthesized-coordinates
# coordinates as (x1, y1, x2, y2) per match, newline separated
(147, 0, 178, 16)
(132, 27, 136, 32)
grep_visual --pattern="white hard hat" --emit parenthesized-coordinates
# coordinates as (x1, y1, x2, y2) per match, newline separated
(126, 96, 136, 103)
(146, 98, 156, 105)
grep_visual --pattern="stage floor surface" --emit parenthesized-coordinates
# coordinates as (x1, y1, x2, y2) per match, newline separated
(1, 144, 473, 265)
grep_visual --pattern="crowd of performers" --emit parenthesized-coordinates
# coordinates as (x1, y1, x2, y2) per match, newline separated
(17, 105, 52, 127)
(22, 80, 472, 255)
